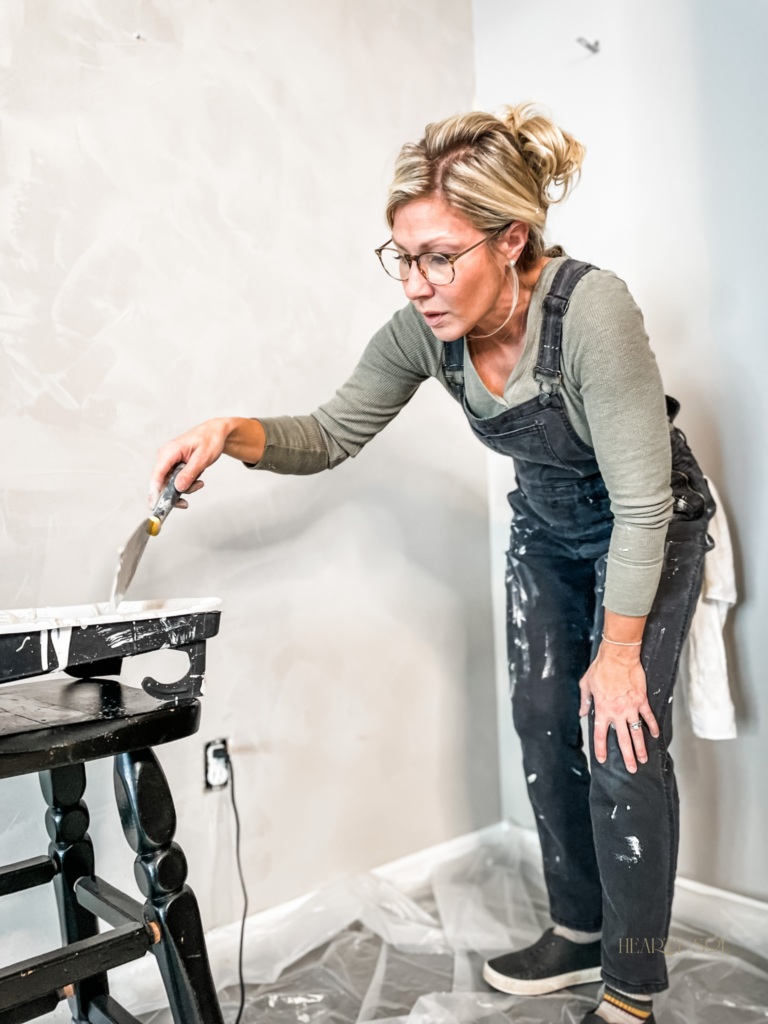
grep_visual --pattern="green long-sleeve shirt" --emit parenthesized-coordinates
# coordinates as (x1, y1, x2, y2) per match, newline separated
(249, 257, 674, 616)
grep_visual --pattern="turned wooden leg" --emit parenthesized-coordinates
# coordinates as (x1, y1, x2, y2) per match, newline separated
(39, 763, 109, 1022)
(113, 749, 224, 1024)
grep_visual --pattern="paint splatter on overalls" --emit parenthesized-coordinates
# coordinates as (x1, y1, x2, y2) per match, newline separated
(443, 259, 715, 995)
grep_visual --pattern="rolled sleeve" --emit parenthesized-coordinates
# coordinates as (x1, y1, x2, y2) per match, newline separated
(244, 415, 332, 475)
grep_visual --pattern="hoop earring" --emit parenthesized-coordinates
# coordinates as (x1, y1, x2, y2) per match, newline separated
(469, 264, 519, 340)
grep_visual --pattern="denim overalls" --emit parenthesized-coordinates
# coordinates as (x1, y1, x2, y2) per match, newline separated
(443, 259, 715, 995)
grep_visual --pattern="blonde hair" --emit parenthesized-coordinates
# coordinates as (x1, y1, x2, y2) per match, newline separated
(386, 104, 585, 270)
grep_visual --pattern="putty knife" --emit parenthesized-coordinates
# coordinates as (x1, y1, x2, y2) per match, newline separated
(109, 462, 186, 611)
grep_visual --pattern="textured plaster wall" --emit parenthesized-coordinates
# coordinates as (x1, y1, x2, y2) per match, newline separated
(474, 0, 768, 901)
(0, 0, 497, 975)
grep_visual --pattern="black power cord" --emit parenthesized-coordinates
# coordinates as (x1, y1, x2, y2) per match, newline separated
(226, 750, 249, 1024)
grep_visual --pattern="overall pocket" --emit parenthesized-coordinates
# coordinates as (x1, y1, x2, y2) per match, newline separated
(477, 421, 569, 469)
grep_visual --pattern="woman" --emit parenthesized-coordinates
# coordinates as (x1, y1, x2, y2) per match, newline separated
(151, 105, 713, 1024)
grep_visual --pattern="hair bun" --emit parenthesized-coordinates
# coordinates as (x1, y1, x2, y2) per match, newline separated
(387, 104, 585, 271)
(498, 103, 585, 206)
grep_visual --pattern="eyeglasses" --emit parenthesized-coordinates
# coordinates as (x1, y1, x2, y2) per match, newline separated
(374, 223, 513, 285)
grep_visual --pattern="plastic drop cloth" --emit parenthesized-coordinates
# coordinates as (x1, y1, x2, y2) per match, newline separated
(139, 824, 768, 1024)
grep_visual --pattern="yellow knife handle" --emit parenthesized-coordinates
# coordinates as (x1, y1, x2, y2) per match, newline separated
(147, 463, 186, 537)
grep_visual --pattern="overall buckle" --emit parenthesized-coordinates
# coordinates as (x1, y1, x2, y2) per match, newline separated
(534, 368, 561, 404)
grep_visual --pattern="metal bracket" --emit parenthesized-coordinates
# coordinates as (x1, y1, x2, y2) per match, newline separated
(141, 641, 206, 700)
(533, 368, 562, 398)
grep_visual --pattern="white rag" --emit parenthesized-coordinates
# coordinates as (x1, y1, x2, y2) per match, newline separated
(679, 477, 738, 740)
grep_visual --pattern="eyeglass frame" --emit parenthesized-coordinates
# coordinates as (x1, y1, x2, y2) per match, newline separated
(374, 222, 514, 285)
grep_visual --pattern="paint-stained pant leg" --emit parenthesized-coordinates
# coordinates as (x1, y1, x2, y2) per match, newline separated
(588, 512, 711, 994)
(507, 535, 604, 932)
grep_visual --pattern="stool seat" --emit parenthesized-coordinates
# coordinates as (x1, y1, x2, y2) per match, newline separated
(0, 679, 199, 780)
(0, 600, 223, 1023)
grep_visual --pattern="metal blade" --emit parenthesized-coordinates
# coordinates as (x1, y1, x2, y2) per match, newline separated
(109, 520, 151, 611)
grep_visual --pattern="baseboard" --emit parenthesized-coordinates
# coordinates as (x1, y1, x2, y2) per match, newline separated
(672, 874, 768, 954)
(370, 820, 511, 892)
(372, 821, 768, 955)
(106, 820, 768, 1017)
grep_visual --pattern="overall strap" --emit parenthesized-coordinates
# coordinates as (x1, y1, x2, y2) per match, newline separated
(534, 259, 596, 397)
(443, 337, 465, 400)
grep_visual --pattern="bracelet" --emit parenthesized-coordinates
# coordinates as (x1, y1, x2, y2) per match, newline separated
(602, 633, 642, 646)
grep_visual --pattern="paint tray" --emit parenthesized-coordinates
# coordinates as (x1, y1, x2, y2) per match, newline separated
(0, 598, 221, 698)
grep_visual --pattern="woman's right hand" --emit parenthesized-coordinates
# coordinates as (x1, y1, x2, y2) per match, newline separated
(149, 417, 266, 509)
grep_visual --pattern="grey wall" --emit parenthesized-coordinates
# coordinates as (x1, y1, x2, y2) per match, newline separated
(474, 0, 768, 901)
(0, 0, 500, 976)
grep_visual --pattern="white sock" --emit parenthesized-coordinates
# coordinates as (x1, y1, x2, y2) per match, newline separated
(614, 987, 652, 1001)
(552, 924, 602, 944)
(595, 984, 653, 1022)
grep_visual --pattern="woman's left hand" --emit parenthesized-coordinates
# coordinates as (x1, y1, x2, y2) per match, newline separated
(579, 633, 660, 773)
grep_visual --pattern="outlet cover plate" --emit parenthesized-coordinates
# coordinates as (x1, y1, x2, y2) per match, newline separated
(205, 738, 230, 789)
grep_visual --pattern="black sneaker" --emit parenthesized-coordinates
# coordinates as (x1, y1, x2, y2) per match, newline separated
(483, 928, 602, 995)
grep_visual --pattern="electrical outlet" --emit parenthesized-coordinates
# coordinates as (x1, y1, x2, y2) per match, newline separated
(205, 739, 230, 789)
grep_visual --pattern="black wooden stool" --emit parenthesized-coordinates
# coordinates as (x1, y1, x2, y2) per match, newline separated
(0, 602, 224, 1024)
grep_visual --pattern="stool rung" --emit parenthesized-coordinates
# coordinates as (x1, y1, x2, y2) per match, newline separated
(0, 990, 61, 1024)
(75, 876, 145, 929)
(88, 994, 144, 1024)
(0, 856, 56, 897)
(0, 923, 152, 1013)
